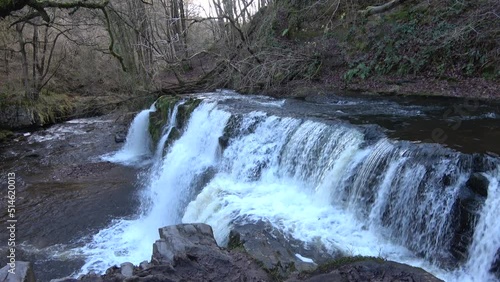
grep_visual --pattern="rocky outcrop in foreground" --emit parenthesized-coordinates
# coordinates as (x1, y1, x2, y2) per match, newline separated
(43, 223, 442, 282)
(0, 261, 36, 282)
(0, 223, 443, 282)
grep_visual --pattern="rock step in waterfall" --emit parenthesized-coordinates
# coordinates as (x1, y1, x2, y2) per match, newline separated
(80, 92, 499, 282)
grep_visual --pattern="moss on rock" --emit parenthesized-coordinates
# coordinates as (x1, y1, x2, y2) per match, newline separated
(0, 91, 75, 129)
(148, 95, 182, 145)
(148, 95, 203, 150)
(312, 255, 386, 274)
(0, 130, 13, 142)
(33, 91, 74, 126)
(176, 98, 202, 130)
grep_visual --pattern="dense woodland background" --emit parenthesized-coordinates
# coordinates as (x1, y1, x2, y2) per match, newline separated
(0, 0, 499, 133)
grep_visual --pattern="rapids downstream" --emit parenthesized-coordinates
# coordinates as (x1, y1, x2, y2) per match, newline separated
(2, 90, 498, 281)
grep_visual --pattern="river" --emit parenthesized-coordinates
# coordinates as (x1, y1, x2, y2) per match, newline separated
(1, 90, 499, 281)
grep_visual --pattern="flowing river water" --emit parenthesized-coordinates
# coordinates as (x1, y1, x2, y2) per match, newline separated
(1, 90, 499, 281)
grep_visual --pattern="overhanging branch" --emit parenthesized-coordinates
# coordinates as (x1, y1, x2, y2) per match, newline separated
(1, 0, 109, 21)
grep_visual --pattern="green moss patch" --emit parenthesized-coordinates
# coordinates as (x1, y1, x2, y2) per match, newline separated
(148, 95, 182, 145)
(0, 91, 75, 129)
(32, 91, 75, 126)
(148, 95, 202, 150)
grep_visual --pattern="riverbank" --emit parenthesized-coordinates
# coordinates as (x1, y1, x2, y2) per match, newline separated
(169, 0, 499, 101)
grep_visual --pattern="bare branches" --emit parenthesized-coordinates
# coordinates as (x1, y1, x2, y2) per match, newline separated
(1, 0, 109, 22)
(28, 0, 109, 10)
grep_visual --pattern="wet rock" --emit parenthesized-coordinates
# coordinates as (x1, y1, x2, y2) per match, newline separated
(0, 261, 36, 282)
(74, 274, 102, 282)
(466, 172, 489, 197)
(0, 105, 34, 129)
(119, 223, 269, 281)
(471, 153, 497, 173)
(491, 248, 500, 279)
(449, 183, 486, 263)
(139, 261, 150, 270)
(148, 95, 182, 145)
(120, 262, 134, 277)
(114, 133, 126, 143)
(175, 98, 202, 130)
(164, 127, 180, 150)
(290, 259, 443, 282)
(24, 152, 40, 158)
(152, 223, 220, 264)
(359, 124, 384, 147)
(218, 136, 230, 150)
(191, 166, 217, 198)
(49, 277, 78, 282)
(229, 221, 341, 279)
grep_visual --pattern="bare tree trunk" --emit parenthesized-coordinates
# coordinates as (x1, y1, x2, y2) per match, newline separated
(32, 23, 39, 99)
(179, 0, 189, 60)
(4, 50, 8, 76)
(16, 23, 32, 100)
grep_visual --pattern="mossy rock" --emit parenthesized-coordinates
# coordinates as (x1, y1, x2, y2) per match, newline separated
(148, 95, 202, 149)
(176, 98, 202, 130)
(148, 95, 182, 145)
(0, 130, 14, 142)
(310, 256, 386, 275)
(0, 91, 75, 129)
(33, 91, 75, 126)
(162, 127, 181, 157)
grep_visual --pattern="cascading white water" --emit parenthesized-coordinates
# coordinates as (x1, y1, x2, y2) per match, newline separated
(79, 94, 499, 282)
(102, 104, 156, 165)
(456, 167, 500, 282)
(76, 102, 230, 274)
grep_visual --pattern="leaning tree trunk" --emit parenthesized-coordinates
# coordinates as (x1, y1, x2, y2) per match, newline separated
(359, 0, 408, 16)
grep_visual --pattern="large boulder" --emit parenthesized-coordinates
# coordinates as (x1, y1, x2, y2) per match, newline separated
(466, 172, 489, 197)
(0, 261, 36, 282)
(290, 258, 443, 282)
(449, 173, 490, 264)
(102, 223, 270, 281)
(228, 221, 342, 279)
(0, 105, 35, 129)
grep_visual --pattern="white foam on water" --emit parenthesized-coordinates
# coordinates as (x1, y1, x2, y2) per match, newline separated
(295, 254, 315, 264)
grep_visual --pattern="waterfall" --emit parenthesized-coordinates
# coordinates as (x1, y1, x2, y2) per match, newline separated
(460, 167, 500, 282)
(101, 104, 156, 165)
(77, 102, 230, 274)
(79, 94, 499, 282)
